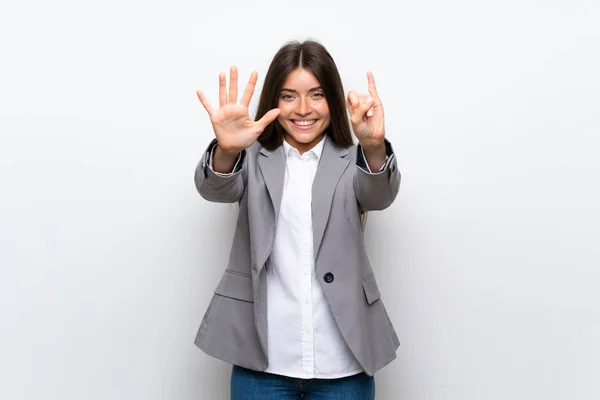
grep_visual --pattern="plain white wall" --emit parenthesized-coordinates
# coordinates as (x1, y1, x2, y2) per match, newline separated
(1, 0, 599, 398)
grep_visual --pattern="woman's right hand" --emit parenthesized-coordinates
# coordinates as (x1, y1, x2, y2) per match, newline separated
(196, 66, 280, 156)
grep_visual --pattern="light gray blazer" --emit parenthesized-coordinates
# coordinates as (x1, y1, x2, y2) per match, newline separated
(193, 136, 401, 376)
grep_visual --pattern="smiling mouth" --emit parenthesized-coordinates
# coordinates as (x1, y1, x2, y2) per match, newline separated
(293, 119, 317, 127)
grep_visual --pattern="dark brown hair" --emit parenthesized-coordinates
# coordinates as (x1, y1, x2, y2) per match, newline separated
(255, 40, 354, 150)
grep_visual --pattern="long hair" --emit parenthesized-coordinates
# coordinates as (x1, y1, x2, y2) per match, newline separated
(255, 40, 354, 150)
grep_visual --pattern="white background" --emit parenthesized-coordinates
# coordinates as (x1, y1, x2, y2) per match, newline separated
(1, 0, 599, 398)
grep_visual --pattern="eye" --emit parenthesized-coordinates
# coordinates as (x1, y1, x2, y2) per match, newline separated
(280, 93, 295, 100)
(312, 92, 325, 98)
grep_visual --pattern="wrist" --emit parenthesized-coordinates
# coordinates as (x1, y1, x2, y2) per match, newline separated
(359, 138, 385, 152)
(215, 144, 241, 159)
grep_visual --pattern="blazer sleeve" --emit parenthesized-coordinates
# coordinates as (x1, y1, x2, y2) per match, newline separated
(353, 139, 401, 212)
(194, 139, 247, 203)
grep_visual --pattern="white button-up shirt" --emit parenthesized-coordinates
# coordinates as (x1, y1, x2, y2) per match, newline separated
(264, 137, 363, 379)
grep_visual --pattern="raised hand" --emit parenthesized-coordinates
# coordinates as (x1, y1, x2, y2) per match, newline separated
(346, 72, 385, 148)
(196, 66, 280, 155)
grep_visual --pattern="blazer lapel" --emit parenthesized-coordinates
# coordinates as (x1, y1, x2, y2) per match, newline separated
(258, 145, 285, 222)
(256, 139, 350, 263)
(312, 139, 350, 258)
(254, 145, 285, 276)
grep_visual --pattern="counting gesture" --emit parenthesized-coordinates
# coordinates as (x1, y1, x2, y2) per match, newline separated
(196, 66, 280, 155)
(347, 72, 385, 148)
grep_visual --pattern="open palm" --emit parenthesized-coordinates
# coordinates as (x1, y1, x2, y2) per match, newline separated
(196, 66, 280, 154)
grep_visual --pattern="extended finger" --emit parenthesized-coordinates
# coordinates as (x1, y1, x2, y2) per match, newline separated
(367, 72, 380, 101)
(196, 89, 215, 115)
(229, 66, 238, 104)
(255, 108, 280, 131)
(241, 71, 258, 107)
(219, 72, 227, 107)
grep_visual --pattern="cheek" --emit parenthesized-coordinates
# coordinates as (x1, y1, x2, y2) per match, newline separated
(276, 102, 293, 118)
(316, 102, 330, 117)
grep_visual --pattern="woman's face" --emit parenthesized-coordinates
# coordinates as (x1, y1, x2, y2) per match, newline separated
(277, 67, 331, 154)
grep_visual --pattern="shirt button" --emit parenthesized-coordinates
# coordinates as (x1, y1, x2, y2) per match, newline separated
(324, 272, 334, 283)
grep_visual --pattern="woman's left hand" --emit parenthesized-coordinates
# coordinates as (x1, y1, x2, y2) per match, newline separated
(347, 72, 385, 148)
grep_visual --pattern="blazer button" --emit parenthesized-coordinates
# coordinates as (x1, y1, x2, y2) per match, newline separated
(324, 273, 334, 283)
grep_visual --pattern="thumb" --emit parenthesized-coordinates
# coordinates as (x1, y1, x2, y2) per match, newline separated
(255, 108, 280, 131)
(346, 90, 359, 112)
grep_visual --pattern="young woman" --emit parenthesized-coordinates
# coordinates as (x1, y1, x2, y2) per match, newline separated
(194, 40, 401, 400)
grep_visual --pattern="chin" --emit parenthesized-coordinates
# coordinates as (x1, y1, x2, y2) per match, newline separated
(286, 124, 325, 139)
(290, 131, 324, 143)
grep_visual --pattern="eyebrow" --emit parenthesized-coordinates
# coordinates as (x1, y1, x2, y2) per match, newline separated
(280, 86, 323, 93)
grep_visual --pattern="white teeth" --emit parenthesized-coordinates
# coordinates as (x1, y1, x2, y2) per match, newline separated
(295, 120, 316, 126)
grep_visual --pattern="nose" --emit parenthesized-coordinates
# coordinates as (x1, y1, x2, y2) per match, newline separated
(295, 96, 311, 116)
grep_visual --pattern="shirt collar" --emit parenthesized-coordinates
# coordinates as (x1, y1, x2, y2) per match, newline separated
(282, 134, 326, 162)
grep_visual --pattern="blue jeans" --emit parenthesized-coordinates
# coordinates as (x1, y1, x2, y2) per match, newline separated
(230, 365, 375, 400)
